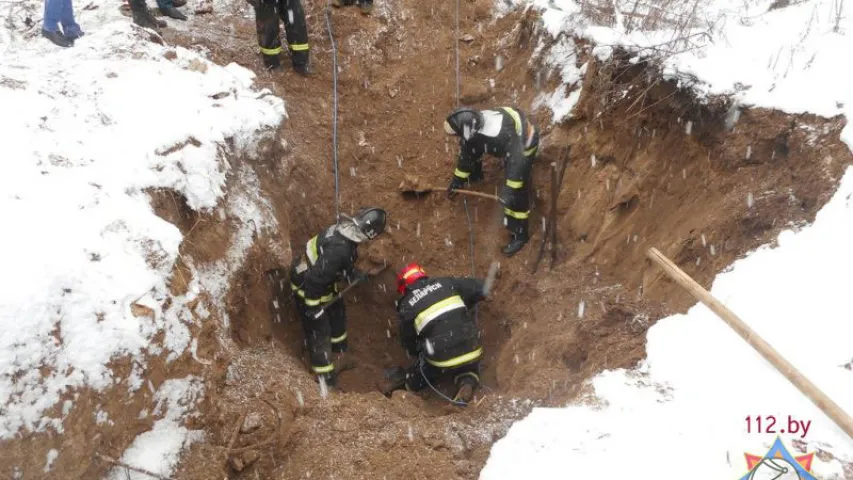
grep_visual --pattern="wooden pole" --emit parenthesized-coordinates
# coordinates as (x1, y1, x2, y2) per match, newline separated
(645, 247, 853, 441)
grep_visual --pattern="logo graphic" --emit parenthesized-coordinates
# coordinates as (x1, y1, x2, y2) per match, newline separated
(739, 437, 817, 480)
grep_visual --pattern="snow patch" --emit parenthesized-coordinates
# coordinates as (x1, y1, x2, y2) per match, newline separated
(0, 1, 284, 439)
(482, 166, 853, 477)
(485, 0, 853, 475)
(43, 449, 58, 473)
(109, 376, 205, 480)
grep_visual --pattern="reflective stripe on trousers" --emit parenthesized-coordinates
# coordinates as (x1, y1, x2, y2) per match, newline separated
(312, 363, 334, 374)
(427, 347, 483, 368)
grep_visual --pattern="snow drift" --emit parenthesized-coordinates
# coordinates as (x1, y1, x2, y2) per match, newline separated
(483, 0, 853, 478)
(0, 1, 284, 475)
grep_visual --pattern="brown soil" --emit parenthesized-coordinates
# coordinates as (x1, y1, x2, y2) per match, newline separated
(2, 0, 851, 478)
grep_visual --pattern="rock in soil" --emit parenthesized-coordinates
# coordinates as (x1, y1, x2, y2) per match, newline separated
(240, 412, 263, 434)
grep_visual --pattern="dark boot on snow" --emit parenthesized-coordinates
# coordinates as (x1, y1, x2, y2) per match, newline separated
(42, 29, 73, 47)
(132, 8, 167, 29)
(161, 6, 187, 20)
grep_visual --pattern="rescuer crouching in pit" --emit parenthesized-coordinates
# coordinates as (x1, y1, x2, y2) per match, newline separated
(289, 208, 387, 386)
(444, 106, 540, 257)
(382, 263, 486, 404)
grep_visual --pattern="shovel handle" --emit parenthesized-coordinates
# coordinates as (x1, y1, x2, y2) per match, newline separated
(313, 264, 388, 319)
(446, 188, 502, 202)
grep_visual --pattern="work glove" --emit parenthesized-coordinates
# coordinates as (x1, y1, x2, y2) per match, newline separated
(346, 268, 369, 285)
(308, 306, 327, 321)
(447, 176, 467, 199)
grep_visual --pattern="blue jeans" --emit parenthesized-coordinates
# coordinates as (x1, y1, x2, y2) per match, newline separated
(42, 0, 82, 35)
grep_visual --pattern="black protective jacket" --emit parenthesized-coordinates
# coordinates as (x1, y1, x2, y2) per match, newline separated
(396, 277, 485, 366)
(290, 224, 359, 307)
(452, 107, 538, 190)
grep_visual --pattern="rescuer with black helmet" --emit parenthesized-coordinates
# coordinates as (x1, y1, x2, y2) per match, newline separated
(444, 106, 540, 256)
(288, 207, 387, 385)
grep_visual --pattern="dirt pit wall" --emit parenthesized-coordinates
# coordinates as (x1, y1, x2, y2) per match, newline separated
(2, 0, 850, 478)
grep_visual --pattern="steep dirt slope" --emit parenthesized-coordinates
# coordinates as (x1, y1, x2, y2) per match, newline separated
(2, 0, 849, 478)
(157, 0, 853, 476)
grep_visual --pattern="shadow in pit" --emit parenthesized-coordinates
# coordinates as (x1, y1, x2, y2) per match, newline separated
(264, 265, 412, 394)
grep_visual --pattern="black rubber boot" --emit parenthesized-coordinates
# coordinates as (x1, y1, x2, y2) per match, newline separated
(42, 29, 73, 47)
(172, 0, 187, 6)
(452, 377, 478, 404)
(293, 62, 312, 77)
(358, 0, 373, 14)
(381, 366, 407, 397)
(161, 6, 187, 20)
(502, 230, 529, 256)
(468, 163, 484, 183)
(132, 8, 167, 29)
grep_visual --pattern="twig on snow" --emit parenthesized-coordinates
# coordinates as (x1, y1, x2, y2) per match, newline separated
(95, 453, 174, 480)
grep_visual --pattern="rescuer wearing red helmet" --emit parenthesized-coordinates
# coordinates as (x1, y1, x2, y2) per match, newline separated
(382, 263, 487, 404)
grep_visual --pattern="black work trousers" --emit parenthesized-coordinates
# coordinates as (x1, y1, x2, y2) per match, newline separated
(253, 0, 309, 69)
(404, 356, 481, 392)
(502, 128, 540, 240)
(293, 290, 348, 377)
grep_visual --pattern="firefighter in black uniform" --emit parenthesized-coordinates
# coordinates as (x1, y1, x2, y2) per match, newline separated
(289, 207, 387, 384)
(382, 263, 486, 404)
(444, 106, 540, 256)
(248, 0, 310, 75)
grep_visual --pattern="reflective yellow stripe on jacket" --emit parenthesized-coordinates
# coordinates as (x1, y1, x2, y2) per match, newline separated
(414, 295, 466, 334)
(427, 347, 483, 368)
(454, 168, 471, 179)
(501, 107, 522, 136)
(306, 236, 319, 265)
(291, 282, 334, 306)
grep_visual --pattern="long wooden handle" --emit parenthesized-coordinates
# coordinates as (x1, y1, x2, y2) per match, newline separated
(441, 187, 502, 202)
(313, 265, 388, 319)
(646, 247, 853, 440)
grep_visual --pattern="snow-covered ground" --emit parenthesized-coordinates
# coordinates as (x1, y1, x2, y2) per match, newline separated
(483, 0, 853, 478)
(0, 2, 283, 477)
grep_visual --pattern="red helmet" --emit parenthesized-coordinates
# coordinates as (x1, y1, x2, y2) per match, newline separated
(396, 263, 427, 294)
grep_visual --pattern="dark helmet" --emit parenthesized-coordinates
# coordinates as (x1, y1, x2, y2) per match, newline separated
(352, 207, 387, 240)
(444, 108, 483, 138)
